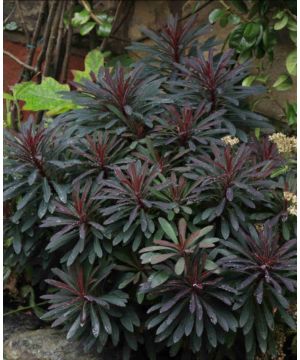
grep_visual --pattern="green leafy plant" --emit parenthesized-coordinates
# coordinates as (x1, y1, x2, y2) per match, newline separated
(70, 2, 113, 38)
(208, 0, 297, 128)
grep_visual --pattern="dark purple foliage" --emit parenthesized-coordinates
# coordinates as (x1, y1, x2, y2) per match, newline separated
(71, 131, 126, 181)
(187, 144, 277, 231)
(151, 102, 227, 150)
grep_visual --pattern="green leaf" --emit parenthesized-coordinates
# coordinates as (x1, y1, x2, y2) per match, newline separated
(158, 218, 178, 244)
(150, 253, 176, 265)
(255, 127, 260, 139)
(13, 232, 22, 254)
(175, 257, 185, 275)
(238, 49, 252, 63)
(208, 9, 225, 24)
(96, 23, 112, 37)
(3, 92, 14, 100)
(287, 18, 297, 32)
(73, 49, 107, 82)
(187, 225, 214, 246)
(272, 74, 293, 91)
(289, 30, 297, 44)
(228, 14, 240, 25)
(17, 187, 38, 210)
(52, 182, 68, 203)
(199, 237, 219, 248)
(13, 77, 76, 115)
(282, 222, 290, 240)
(204, 259, 218, 271)
(173, 321, 185, 343)
(242, 75, 256, 87)
(273, 10, 285, 20)
(5, 21, 18, 31)
(79, 21, 96, 36)
(38, 199, 48, 219)
(286, 50, 296, 76)
(67, 315, 81, 339)
(244, 23, 261, 40)
(71, 9, 90, 27)
(255, 74, 269, 84)
(149, 270, 169, 287)
(221, 218, 230, 239)
(90, 304, 100, 337)
(271, 165, 289, 178)
(106, 54, 133, 67)
(43, 178, 52, 203)
(285, 102, 297, 125)
(100, 310, 112, 334)
(28, 170, 38, 186)
(274, 15, 288, 30)
(219, 15, 229, 28)
(93, 238, 103, 257)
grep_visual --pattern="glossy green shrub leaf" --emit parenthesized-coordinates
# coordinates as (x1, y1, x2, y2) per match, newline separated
(272, 74, 293, 91)
(72, 49, 107, 82)
(174, 257, 185, 275)
(79, 21, 96, 36)
(158, 218, 178, 244)
(71, 9, 90, 27)
(286, 50, 297, 76)
(97, 23, 112, 37)
(208, 9, 225, 24)
(274, 15, 289, 30)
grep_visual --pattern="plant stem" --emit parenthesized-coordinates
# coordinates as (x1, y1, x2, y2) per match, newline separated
(15, 0, 31, 43)
(4, 301, 48, 317)
(4, 50, 36, 72)
(20, 0, 48, 81)
(60, 0, 75, 83)
(180, 0, 211, 21)
(80, 0, 102, 25)
(43, 0, 63, 77)
(36, 0, 58, 82)
(53, 0, 67, 78)
(100, 0, 124, 52)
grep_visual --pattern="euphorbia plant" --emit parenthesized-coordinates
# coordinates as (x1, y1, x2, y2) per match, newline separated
(187, 143, 278, 235)
(41, 179, 107, 265)
(220, 221, 296, 358)
(41, 262, 141, 355)
(143, 252, 238, 356)
(140, 218, 217, 273)
(3, 14, 296, 360)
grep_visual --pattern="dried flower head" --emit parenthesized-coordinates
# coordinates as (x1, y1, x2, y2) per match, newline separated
(268, 133, 297, 154)
(284, 191, 297, 216)
(221, 135, 240, 146)
(254, 223, 264, 232)
(283, 191, 297, 204)
(288, 204, 297, 216)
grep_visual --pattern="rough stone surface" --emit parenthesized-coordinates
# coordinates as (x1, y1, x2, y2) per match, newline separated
(3, 314, 124, 360)
(127, 0, 170, 41)
(3, 313, 41, 342)
(4, 328, 100, 360)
